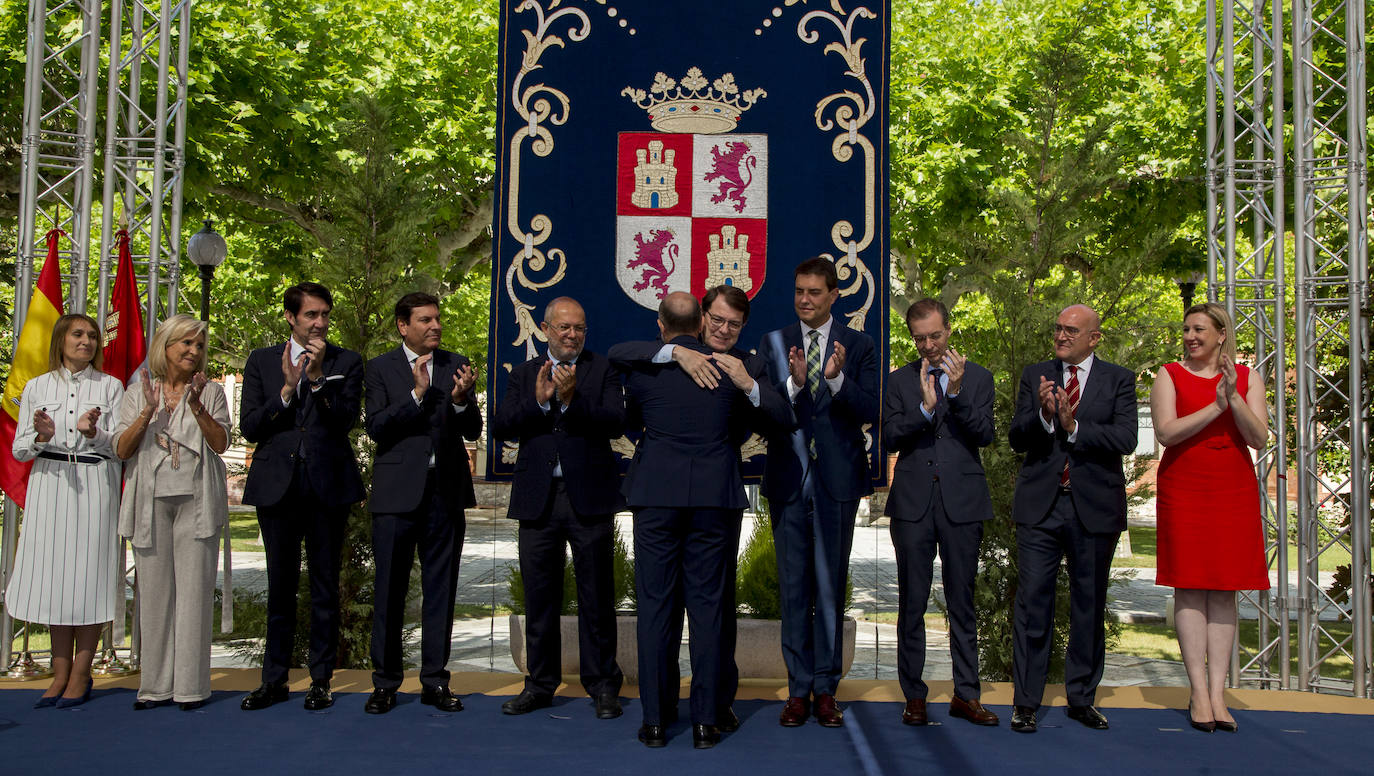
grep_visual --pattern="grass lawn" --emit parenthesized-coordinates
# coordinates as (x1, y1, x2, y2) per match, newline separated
(1115, 621, 1355, 681)
(1114, 525, 1351, 573)
(228, 510, 263, 553)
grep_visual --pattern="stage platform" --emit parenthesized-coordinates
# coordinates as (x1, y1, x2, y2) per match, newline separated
(3, 671, 1372, 774)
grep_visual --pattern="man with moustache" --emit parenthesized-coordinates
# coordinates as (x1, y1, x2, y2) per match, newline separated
(493, 297, 626, 720)
(757, 257, 880, 728)
(612, 284, 794, 731)
(362, 292, 481, 714)
(882, 298, 999, 727)
(239, 282, 364, 712)
(613, 292, 753, 749)
(1008, 304, 1137, 733)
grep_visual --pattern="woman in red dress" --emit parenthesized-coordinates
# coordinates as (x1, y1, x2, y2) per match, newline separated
(1151, 302, 1270, 733)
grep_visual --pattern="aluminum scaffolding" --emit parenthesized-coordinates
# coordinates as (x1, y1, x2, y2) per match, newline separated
(1209, 0, 1371, 695)
(3, 0, 189, 677)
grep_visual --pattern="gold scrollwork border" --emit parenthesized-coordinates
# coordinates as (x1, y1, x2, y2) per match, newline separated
(795, 1, 879, 330)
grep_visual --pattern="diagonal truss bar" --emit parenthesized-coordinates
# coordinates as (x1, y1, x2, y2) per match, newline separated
(1207, 0, 1291, 689)
(1291, 0, 1369, 696)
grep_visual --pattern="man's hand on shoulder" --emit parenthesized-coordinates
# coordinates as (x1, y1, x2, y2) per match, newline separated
(712, 352, 755, 393)
(673, 346, 721, 389)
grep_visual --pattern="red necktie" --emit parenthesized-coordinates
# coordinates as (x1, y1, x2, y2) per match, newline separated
(1060, 365, 1080, 486)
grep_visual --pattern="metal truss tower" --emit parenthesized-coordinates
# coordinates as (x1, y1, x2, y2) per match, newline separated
(1206, 0, 1291, 689)
(1208, 0, 1370, 695)
(1290, 0, 1369, 696)
(2, 0, 103, 676)
(96, 0, 192, 335)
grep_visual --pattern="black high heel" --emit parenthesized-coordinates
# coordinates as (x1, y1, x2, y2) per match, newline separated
(1214, 718, 1238, 732)
(1188, 703, 1216, 733)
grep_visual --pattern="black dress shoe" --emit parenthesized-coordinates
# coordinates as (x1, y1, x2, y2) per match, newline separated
(364, 687, 397, 715)
(594, 692, 622, 720)
(420, 684, 464, 712)
(132, 699, 163, 711)
(637, 724, 667, 748)
(693, 724, 720, 749)
(502, 689, 553, 715)
(240, 682, 289, 711)
(179, 700, 204, 712)
(303, 681, 333, 711)
(716, 707, 740, 733)
(1066, 704, 1109, 730)
(1010, 705, 1038, 733)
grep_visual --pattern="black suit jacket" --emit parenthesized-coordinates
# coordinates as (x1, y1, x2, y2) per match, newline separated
(491, 349, 626, 520)
(240, 342, 365, 508)
(757, 321, 880, 503)
(882, 359, 995, 524)
(618, 336, 750, 510)
(1008, 357, 1138, 533)
(364, 346, 482, 514)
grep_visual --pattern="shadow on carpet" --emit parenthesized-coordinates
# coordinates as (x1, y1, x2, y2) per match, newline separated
(1, 688, 1368, 775)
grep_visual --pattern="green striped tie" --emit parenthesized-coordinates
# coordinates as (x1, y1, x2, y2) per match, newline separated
(806, 330, 822, 398)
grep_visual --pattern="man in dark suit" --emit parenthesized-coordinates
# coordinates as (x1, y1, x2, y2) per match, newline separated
(757, 257, 879, 728)
(362, 291, 482, 714)
(615, 292, 752, 750)
(492, 296, 626, 720)
(611, 285, 794, 732)
(1008, 304, 1137, 733)
(239, 282, 364, 712)
(883, 298, 999, 727)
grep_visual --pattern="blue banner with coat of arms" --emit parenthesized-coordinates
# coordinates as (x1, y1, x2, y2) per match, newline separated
(487, 0, 891, 483)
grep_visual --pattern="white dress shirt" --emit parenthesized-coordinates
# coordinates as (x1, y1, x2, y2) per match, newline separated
(786, 316, 845, 400)
(1040, 353, 1095, 442)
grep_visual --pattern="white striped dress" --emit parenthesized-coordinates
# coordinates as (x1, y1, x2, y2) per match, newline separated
(5, 366, 124, 625)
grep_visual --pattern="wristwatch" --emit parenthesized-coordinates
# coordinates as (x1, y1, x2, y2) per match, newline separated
(309, 376, 327, 389)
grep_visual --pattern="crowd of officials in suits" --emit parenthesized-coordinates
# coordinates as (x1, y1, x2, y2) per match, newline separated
(6, 259, 1269, 746)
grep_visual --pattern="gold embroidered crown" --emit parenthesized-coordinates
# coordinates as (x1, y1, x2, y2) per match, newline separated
(622, 67, 767, 134)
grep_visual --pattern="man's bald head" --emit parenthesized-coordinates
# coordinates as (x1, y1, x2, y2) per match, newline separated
(658, 291, 702, 340)
(1054, 304, 1103, 363)
(543, 296, 584, 321)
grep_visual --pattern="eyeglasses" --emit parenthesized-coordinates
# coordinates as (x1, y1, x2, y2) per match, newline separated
(1053, 324, 1097, 340)
(909, 331, 946, 345)
(706, 312, 744, 332)
(546, 323, 587, 335)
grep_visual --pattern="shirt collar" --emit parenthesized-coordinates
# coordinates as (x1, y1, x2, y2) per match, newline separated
(801, 316, 833, 341)
(1065, 353, 1096, 375)
(57, 364, 96, 381)
(546, 349, 581, 366)
(402, 343, 427, 364)
(288, 338, 309, 362)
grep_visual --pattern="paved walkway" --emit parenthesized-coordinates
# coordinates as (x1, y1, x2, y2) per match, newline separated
(213, 506, 1202, 687)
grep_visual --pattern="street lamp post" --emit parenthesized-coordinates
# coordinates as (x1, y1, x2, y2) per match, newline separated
(1176, 272, 1202, 314)
(186, 220, 227, 322)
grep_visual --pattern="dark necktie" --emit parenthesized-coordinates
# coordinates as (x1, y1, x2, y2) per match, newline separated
(930, 367, 945, 406)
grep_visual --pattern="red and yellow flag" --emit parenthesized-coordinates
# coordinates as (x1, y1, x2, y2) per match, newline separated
(1, 230, 67, 506)
(102, 229, 147, 384)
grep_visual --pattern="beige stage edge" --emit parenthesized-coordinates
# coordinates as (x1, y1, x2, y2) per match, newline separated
(4, 670, 1372, 716)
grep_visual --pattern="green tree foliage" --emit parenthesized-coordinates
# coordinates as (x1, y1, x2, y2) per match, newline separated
(888, 0, 1206, 680)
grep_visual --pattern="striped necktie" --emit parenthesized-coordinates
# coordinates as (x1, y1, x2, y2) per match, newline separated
(806, 330, 822, 398)
(1060, 365, 1081, 486)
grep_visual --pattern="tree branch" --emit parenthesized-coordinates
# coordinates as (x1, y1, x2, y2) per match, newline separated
(210, 183, 335, 249)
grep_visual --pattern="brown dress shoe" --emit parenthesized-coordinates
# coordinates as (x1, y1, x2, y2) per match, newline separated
(949, 695, 999, 726)
(779, 696, 810, 727)
(902, 699, 928, 726)
(815, 693, 844, 727)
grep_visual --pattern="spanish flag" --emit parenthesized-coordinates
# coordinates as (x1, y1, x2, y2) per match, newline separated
(0, 230, 67, 506)
(102, 229, 147, 384)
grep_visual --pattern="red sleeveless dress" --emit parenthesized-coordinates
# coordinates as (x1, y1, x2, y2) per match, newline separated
(1155, 362, 1271, 590)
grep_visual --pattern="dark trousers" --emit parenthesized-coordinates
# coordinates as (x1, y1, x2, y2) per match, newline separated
(772, 473, 857, 697)
(1012, 489, 1119, 709)
(518, 480, 622, 698)
(633, 507, 731, 726)
(666, 508, 743, 715)
(890, 486, 984, 701)
(370, 472, 464, 691)
(257, 463, 348, 685)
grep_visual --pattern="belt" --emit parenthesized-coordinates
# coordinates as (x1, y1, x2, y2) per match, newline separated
(38, 450, 109, 465)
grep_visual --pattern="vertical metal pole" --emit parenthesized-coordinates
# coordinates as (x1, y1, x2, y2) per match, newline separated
(1204, 0, 1219, 298)
(1290, 0, 1313, 691)
(1345, 0, 1369, 697)
(1267, 0, 1289, 688)
(97, 0, 129, 329)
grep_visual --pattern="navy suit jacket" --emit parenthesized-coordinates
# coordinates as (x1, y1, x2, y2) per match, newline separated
(618, 336, 750, 510)
(606, 340, 795, 453)
(757, 320, 880, 504)
(364, 346, 482, 514)
(882, 359, 995, 524)
(1008, 357, 1138, 533)
(491, 349, 626, 520)
(240, 342, 365, 508)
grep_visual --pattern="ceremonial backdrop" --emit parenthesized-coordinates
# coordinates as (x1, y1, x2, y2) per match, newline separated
(487, 0, 891, 482)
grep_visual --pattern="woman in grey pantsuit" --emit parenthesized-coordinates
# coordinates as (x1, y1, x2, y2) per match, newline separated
(115, 314, 230, 711)
(7, 314, 123, 708)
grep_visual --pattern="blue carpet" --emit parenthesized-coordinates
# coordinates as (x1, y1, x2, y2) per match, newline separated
(1, 689, 1369, 774)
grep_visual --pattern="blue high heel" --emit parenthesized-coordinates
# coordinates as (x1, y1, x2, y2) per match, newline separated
(55, 677, 93, 709)
(33, 693, 60, 709)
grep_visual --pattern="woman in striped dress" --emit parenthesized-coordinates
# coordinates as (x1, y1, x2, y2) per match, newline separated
(7, 314, 125, 708)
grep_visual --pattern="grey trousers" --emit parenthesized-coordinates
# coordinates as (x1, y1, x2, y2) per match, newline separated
(133, 495, 218, 702)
